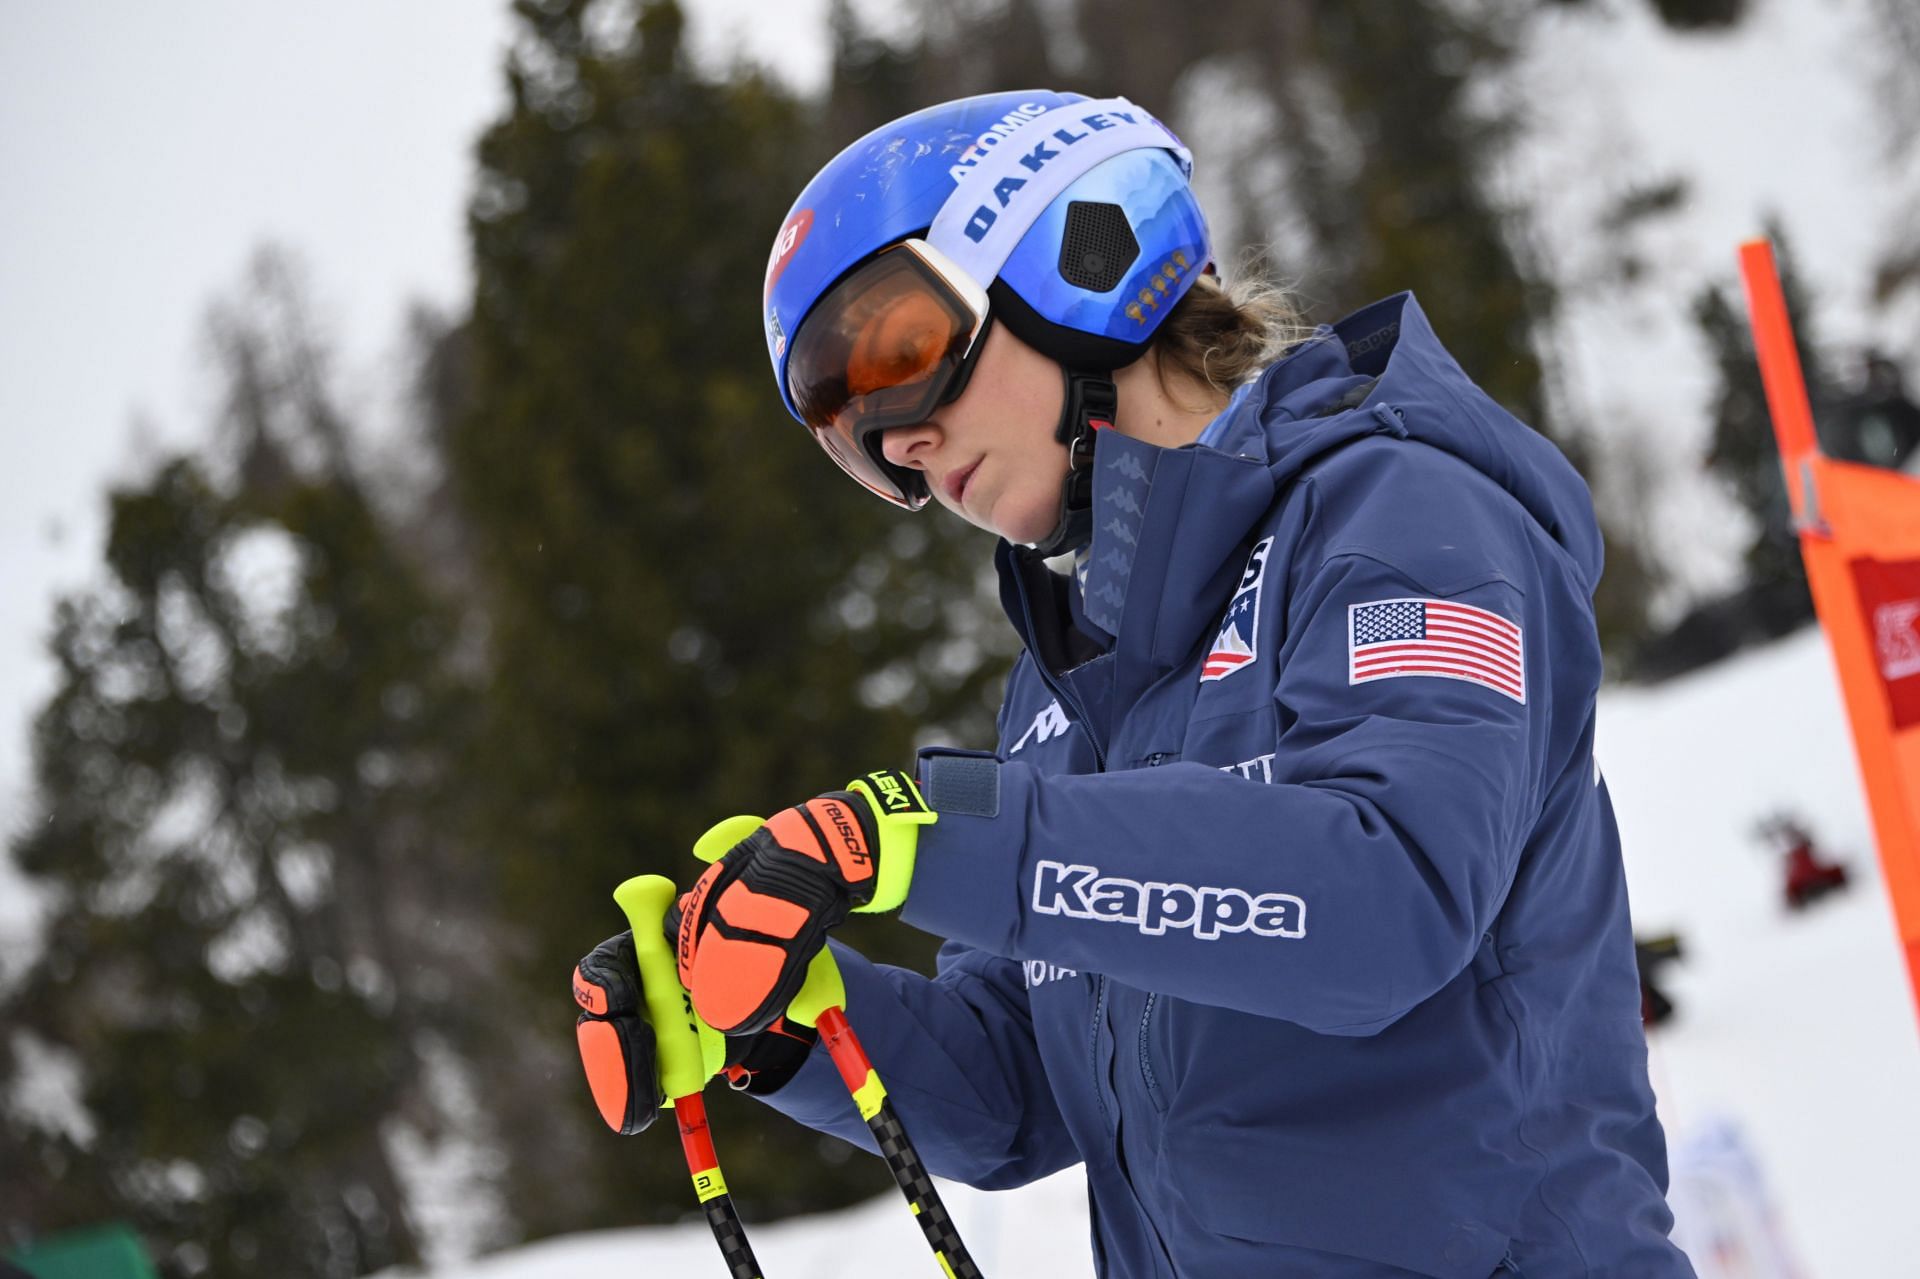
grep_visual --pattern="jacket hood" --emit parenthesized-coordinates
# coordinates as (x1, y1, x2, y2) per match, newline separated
(1221, 292, 1605, 593)
(1033, 291, 1603, 705)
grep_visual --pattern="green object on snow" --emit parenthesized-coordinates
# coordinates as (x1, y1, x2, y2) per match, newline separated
(7, 1223, 158, 1279)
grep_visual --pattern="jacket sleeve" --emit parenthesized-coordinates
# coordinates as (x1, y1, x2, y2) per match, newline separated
(902, 538, 1547, 1037)
(753, 938, 1081, 1189)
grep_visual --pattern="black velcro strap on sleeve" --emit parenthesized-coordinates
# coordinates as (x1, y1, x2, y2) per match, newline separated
(917, 749, 1001, 819)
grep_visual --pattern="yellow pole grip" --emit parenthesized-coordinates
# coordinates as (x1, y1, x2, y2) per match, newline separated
(613, 875, 723, 1098)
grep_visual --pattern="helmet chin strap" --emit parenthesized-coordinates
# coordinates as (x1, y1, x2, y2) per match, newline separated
(1029, 368, 1117, 558)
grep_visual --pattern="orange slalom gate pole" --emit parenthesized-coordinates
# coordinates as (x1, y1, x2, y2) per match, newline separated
(1737, 243, 1820, 481)
(1738, 238, 1920, 1028)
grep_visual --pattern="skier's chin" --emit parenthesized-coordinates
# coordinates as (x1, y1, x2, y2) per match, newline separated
(983, 485, 1068, 546)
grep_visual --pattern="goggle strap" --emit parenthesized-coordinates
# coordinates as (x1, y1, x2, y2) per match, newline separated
(937, 311, 994, 410)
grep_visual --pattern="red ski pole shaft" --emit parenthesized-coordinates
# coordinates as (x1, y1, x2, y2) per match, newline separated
(671, 1090, 762, 1279)
(816, 1005, 983, 1279)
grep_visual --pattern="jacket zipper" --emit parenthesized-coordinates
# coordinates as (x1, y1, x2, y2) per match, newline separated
(1135, 752, 1171, 1108)
(1137, 992, 1164, 1111)
(1088, 973, 1112, 1126)
(1013, 557, 1188, 1263)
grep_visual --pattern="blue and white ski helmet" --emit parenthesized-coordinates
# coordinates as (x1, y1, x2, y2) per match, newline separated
(762, 90, 1211, 426)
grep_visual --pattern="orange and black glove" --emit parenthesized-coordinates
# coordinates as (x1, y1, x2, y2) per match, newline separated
(673, 770, 935, 1036)
(571, 930, 819, 1134)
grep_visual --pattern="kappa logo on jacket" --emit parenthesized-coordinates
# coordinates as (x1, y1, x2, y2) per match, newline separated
(1201, 537, 1274, 682)
(1032, 860, 1306, 940)
(1010, 699, 1071, 754)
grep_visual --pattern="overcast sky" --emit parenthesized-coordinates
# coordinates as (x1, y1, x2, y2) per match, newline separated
(0, 1, 834, 835)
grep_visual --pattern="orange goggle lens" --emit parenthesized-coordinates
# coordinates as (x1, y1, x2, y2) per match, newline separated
(786, 246, 986, 509)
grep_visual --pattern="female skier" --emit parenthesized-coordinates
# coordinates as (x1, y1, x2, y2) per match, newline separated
(571, 90, 1694, 1276)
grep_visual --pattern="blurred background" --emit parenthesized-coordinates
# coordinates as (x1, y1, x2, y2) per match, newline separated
(2, 0, 1918, 1275)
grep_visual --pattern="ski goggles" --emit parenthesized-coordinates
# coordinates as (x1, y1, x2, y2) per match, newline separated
(786, 240, 992, 510)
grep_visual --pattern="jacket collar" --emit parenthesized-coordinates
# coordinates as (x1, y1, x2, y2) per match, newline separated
(996, 426, 1275, 707)
(995, 290, 1599, 698)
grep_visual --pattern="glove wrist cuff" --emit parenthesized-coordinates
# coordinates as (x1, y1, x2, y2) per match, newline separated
(846, 770, 936, 913)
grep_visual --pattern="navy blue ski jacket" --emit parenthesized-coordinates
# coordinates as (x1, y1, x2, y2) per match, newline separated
(760, 293, 1693, 1277)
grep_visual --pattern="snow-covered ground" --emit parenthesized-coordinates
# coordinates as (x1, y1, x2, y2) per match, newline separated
(377, 624, 1920, 1277)
(1604, 627, 1920, 1274)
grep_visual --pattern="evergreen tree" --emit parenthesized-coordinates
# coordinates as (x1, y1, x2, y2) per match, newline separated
(444, 0, 1009, 1234)
(0, 251, 495, 1277)
(1868, 0, 1920, 322)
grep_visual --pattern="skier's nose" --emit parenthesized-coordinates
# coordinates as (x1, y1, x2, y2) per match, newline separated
(880, 422, 940, 470)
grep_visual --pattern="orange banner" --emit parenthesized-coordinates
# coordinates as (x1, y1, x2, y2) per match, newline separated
(1740, 239, 1920, 1025)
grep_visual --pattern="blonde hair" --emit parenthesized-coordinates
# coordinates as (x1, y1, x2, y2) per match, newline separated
(1151, 272, 1314, 402)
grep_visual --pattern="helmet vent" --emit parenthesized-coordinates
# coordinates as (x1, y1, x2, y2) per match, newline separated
(1059, 202, 1138, 293)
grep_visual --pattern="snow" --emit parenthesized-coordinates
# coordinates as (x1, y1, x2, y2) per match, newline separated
(1604, 627, 1920, 1274)
(372, 1170, 1095, 1279)
(384, 1040, 515, 1268)
(4, 1030, 97, 1150)
(372, 622, 1920, 1277)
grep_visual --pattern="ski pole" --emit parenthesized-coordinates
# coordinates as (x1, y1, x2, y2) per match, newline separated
(688, 835, 985, 1279)
(807, 999, 984, 1279)
(613, 874, 763, 1279)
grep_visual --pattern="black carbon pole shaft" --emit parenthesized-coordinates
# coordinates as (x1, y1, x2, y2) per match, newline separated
(817, 1006, 984, 1279)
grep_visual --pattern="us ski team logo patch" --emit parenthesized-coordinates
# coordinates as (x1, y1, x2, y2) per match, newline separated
(1202, 537, 1273, 682)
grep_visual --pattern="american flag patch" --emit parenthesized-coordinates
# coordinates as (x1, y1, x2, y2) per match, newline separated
(1348, 597, 1526, 703)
